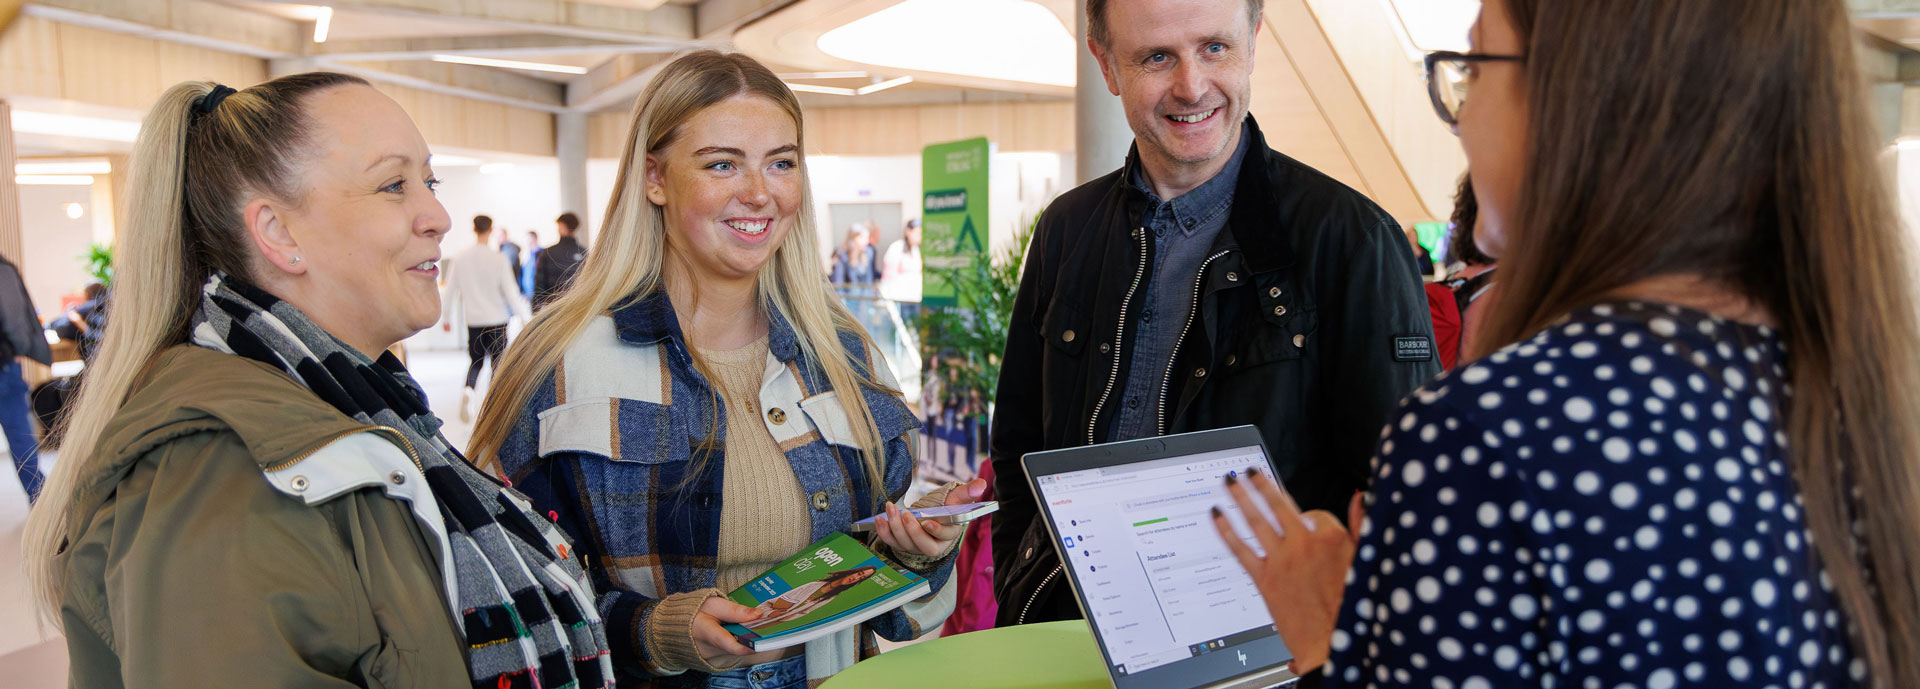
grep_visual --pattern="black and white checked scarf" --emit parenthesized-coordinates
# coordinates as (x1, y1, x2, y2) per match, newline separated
(191, 272, 614, 689)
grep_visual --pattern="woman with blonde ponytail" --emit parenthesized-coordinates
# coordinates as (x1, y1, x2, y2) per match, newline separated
(469, 51, 982, 687)
(25, 74, 612, 689)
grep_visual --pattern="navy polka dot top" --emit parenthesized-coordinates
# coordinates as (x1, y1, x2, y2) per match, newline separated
(1326, 301, 1864, 689)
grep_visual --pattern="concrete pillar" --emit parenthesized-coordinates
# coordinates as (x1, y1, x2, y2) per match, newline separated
(1075, 4, 1132, 184)
(555, 111, 591, 245)
(0, 100, 22, 267)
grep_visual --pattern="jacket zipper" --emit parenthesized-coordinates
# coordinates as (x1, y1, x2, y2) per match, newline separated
(1086, 227, 1151, 446)
(1156, 250, 1232, 436)
(262, 425, 426, 475)
(1017, 563, 1064, 625)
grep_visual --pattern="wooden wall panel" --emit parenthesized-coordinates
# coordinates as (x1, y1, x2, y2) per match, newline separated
(0, 16, 64, 100)
(156, 41, 270, 91)
(56, 23, 162, 110)
(373, 82, 557, 157)
(805, 101, 1074, 158)
(586, 112, 631, 160)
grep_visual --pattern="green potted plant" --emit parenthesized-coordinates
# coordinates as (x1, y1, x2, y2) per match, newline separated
(918, 221, 1032, 479)
(81, 242, 113, 285)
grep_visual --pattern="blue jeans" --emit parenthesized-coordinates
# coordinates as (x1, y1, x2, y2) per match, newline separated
(708, 655, 806, 689)
(0, 361, 42, 503)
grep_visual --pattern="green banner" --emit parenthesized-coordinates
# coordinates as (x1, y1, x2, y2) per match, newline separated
(921, 137, 989, 307)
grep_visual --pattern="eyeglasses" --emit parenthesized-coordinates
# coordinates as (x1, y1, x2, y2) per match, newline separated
(1424, 51, 1526, 127)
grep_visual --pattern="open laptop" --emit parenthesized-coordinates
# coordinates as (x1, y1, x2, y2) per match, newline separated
(1023, 425, 1298, 689)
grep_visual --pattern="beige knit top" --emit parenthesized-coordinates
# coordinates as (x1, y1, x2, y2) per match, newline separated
(643, 336, 958, 674)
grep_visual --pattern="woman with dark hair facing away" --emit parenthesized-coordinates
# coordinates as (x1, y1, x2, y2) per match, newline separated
(470, 51, 981, 689)
(22, 74, 613, 688)
(1216, 0, 1920, 687)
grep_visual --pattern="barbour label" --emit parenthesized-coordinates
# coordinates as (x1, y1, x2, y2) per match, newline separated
(1394, 335, 1434, 362)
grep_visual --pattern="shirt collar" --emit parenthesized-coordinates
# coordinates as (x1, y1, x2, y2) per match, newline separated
(1129, 124, 1251, 232)
(610, 291, 802, 363)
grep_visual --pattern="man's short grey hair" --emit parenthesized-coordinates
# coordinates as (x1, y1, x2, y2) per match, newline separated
(1086, 0, 1264, 48)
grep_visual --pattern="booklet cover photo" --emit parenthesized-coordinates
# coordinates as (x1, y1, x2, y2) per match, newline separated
(723, 532, 931, 650)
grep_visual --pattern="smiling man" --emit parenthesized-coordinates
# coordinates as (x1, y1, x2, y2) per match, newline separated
(991, 0, 1439, 628)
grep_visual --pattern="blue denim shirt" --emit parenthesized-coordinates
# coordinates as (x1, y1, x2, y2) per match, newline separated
(495, 292, 943, 682)
(1109, 129, 1250, 441)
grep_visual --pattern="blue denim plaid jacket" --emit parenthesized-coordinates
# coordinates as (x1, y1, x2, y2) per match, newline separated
(497, 292, 948, 685)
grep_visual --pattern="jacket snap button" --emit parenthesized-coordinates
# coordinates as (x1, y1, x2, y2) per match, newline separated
(1226, 272, 1239, 282)
(1062, 329, 1076, 343)
(389, 471, 406, 485)
(1294, 334, 1306, 348)
(290, 476, 309, 492)
(768, 408, 787, 425)
(1025, 547, 1034, 559)
(1226, 354, 1238, 366)
(1193, 368, 1207, 378)
(811, 491, 830, 511)
(1099, 342, 1112, 355)
(1273, 305, 1288, 317)
(1269, 287, 1282, 298)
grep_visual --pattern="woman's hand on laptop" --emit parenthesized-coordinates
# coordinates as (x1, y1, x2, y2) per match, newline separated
(1211, 468, 1363, 675)
(874, 477, 988, 558)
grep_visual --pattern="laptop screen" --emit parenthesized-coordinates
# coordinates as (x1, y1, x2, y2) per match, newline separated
(1033, 442, 1292, 688)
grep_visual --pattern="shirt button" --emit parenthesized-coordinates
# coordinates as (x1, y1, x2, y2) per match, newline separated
(768, 407, 787, 425)
(1193, 368, 1208, 379)
(1269, 287, 1282, 298)
(1143, 310, 1154, 323)
(1100, 342, 1112, 355)
(811, 491, 831, 511)
(1294, 334, 1306, 348)
(1127, 397, 1140, 409)
(1062, 329, 1076, 343)
(1273, 305, 1288, 317)
(1183, 218, 1195, 229)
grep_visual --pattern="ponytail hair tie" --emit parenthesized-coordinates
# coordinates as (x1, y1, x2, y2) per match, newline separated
(191, 85, 236, 123)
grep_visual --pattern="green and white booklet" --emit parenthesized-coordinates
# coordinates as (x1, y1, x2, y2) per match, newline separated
(722, 532, 930, 651)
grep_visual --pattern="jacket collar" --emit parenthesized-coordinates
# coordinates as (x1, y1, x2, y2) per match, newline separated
(1116, 115, 1294, 275)
(610, 290, 802, 363)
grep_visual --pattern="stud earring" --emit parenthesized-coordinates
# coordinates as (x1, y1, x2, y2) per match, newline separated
(289, 256, 302, 265)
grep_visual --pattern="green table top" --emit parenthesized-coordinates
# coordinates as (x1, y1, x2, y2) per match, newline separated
(821, 621, 1112, 689)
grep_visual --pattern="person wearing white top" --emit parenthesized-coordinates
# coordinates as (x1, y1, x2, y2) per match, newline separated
(441, 215, 530, 420)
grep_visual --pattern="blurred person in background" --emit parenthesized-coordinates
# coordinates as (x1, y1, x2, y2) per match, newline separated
(443, 214, 530, 421)
(495, 224, 524, 287)
(534, 211, 588, 310)
(1218, 1, 1920, 686)
(521, 229, 542, 299)
(0, 253, 50, 504)
(1441, 174, 1498, 358)
(880, 218, 924, 326)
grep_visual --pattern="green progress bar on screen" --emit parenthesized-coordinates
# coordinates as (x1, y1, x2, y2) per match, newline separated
(1132, 518, 1169, 527)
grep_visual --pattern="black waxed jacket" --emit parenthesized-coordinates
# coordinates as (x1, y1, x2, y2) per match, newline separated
(990, 117, 1440, 628)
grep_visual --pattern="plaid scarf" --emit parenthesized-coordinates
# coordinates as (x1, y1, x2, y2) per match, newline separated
(191, 272, 613, 689)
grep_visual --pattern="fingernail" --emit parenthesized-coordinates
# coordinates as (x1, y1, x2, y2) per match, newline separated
(1210, 506, 1223, 518)
(1225, 473, 1238, 486)
(1247, 467, 1261, 478)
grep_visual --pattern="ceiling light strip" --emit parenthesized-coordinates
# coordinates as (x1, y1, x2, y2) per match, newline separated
(855, 76, 914, 96)
(431, 55, 589, 75)
(313, 7, 333, 44)
(16, 175, 96, 186)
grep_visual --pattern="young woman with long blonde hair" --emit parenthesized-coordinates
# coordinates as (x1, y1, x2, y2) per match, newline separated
(468, 51, 983, 687)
